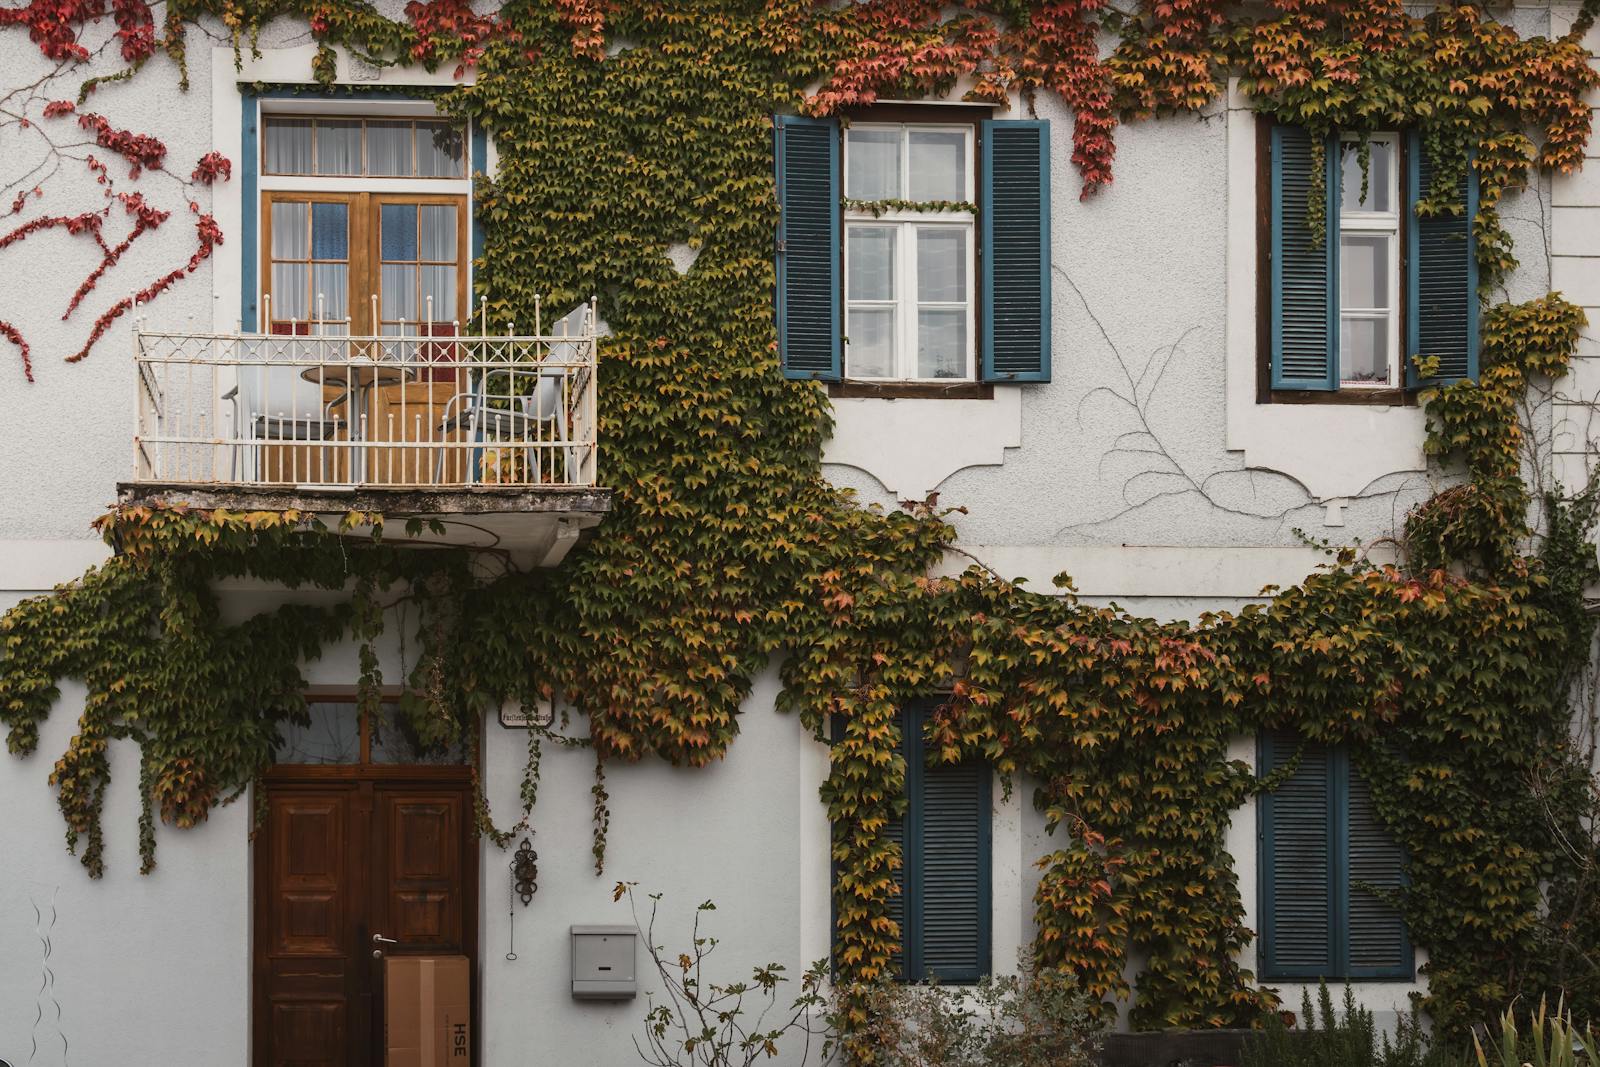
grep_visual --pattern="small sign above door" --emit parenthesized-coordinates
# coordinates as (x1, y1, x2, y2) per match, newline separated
(499, 698, 555, 729)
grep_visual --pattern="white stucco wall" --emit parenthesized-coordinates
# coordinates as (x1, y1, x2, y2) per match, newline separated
(0, 667, 251, 1067)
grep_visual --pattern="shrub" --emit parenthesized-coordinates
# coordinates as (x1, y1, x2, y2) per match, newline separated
(847, 955, 1104, 1067)
(1244, 983, 1469, 1067)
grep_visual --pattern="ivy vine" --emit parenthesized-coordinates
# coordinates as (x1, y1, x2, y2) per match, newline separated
(842, 198, 978, 216)
(1, 1, 1599, 1058)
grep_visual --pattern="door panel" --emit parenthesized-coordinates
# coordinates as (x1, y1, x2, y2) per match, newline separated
(275, 798, 346, 954)
(376, 790, 466, 951)
(269, 999, 347, 1066)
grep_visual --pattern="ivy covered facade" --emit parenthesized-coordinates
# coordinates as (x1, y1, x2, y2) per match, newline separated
(0, 1, 1598, 1063)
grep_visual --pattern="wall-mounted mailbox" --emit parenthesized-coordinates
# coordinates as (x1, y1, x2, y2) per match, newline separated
(571, 924, 637, 1000)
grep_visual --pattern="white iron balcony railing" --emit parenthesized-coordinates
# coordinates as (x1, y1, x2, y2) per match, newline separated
(133, 300, 598, 490)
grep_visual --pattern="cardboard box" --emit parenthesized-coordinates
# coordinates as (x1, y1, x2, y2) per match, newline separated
(386, 956, 472, 1067)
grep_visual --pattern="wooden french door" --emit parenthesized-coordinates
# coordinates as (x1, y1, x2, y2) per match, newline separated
(252, 702, 478, 1067)
(261, 192, 469, 335)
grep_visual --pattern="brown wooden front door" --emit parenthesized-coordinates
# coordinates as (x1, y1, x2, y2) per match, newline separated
(253, 699, 478, 1067)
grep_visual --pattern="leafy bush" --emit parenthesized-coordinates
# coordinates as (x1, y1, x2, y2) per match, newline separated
(846, 955, 1104, 1067)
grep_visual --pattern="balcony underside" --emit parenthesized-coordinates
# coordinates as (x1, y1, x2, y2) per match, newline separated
(117, 481, 612, 559)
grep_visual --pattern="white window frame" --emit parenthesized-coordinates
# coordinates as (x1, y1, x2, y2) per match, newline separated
(257, 99, 473, 198)
(843, 123, 977, 384)
(1336, 132, 1401, 389)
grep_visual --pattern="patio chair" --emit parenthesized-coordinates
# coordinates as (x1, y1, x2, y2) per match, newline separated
(435, 367, 572, 485)
(224, 340, 350, 483)
(434, 304, 588, 485)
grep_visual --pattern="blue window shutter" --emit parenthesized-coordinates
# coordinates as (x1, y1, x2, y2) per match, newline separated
(981, 120, 1051, 383)
(1259, 731, 1336, 979)
(889, 700, 991, 983)
(774, 115, 841, 381)
(1344, 760, 1412, 979)
(918, 757, 991, 982)
(1406, 131, 1479, 386)
(1271, 125, 1338, 391)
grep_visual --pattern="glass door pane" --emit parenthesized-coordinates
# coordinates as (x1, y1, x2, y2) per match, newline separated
(379, 202, 460, 332)
(269, 199, 349, 333)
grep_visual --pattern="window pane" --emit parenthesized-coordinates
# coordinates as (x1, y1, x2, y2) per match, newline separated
(846, 226, 895, 301)
(271, 263, 309, 321)
(417, 121, 465, 178)
(846, 308, 894, 377)
(916, 227, 967, 302)
(419, 205, 458, 261)
(422, 265, 457, 321)
(264, 117, 313, 174)
(1340, 140, 1393, 214)
(311, 263, 348, 326)
(368, 120, 412, 176)
(311, 202, 348, 260)
(383, 264, 420, 324)
(917, 310, 966, 379)
(275, 702, 360, 764)
(1339, 234, 1390, 309)
(371, 701, 468, 764)
(846, 128, 901, 201)
(271, 201, 309, 259)
(381, 203, 419, 261)
(1340, 316, 1390, 384)
(908, 130, 966, 202)
(315, 119, 362, 176)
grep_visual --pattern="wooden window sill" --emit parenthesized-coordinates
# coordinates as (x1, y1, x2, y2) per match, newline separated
(829, 381, 994, 400)
(1259, 388, 1417, 407)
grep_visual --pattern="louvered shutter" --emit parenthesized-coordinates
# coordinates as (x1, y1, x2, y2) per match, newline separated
(918, 758, 991, 982)
(1259, 732, 1336, 978)
(775, 115, 841, 381)
(981, 120, 1051, 383)
(1270, 125, 1338, 391)
(887, 701, 991, 983)
(1406, 131, 1479, 386)
(1345, 762, 1411, 978)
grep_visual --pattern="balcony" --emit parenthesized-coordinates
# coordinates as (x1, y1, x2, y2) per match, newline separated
(121, 301, 610, 559)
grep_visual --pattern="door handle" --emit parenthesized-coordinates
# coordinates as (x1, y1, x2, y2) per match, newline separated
(372, 933, 398, 959)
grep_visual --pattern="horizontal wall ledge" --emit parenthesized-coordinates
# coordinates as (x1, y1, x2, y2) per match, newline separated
(118, 482, 613, 517)
(940, 544, 1392, 599)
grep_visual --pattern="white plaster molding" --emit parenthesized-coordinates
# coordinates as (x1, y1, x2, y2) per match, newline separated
(990, 777, 1025, 977)
(1223, 79, 1429, 500)
(229, 44, 470, 88)
(942, 543, 1399, 598)
(799, 730, 833, 977)
(822, 387, 1024, 499)
(210, 50, 246, 333)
